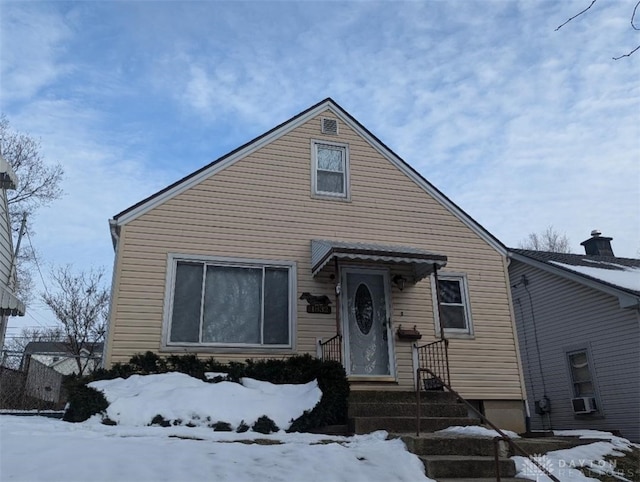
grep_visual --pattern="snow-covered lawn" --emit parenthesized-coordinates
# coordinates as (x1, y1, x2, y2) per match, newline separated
(2, 373, 637, 482)
(0, 372, 432, 482)
(0, 416, 431, 482)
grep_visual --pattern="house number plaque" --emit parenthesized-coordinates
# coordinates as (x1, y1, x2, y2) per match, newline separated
(300, 292, 332, 315)
(307, 304, 331, 314)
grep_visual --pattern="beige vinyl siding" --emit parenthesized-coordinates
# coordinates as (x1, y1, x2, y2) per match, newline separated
(106, 110, 523, 400)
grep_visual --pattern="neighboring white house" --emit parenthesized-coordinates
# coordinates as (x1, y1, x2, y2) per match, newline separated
(0, 155, 26, 350)
(22, 341, 104, 376)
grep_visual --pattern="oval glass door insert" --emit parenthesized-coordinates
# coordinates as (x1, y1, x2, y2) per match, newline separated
(355, 283, 374, 335)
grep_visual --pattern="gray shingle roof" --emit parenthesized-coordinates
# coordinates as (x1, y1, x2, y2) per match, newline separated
(509, 249, 640, 297)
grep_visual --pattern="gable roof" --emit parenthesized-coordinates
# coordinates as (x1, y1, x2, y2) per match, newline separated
(110, 98, 506, 256)
(508, 248, 640, 307)
(24, 341, 104, 356)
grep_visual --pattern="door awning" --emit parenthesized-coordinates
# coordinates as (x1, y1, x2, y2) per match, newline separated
(311, 239, 447, 282)
(0, 283, 25, 316)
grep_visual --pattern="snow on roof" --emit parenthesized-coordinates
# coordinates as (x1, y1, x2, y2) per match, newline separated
(549, 261, 640, 293)
(509, 249, 640, 297)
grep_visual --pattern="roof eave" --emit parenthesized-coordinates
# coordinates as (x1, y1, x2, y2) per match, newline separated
(508, 250, 640, 308)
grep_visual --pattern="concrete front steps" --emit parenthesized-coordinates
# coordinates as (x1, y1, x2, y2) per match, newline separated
(400, 433, 519, 480)
(348, 390, 479, 435)
(399, 432, 601, 480)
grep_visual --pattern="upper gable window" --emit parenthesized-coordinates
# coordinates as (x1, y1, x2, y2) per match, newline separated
(312, 141, 350, 199)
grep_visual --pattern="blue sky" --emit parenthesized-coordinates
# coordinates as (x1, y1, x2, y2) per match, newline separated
(1, 0, 639, 334)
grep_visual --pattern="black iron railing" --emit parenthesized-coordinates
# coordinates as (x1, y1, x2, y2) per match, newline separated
(318, 334, 342, 363)
(414, 366, 560, 482)
(415, 338, 450, 390)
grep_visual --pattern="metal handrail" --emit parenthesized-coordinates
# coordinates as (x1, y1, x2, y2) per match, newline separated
(318, 334, 342, 363)
(415, 367, 560, 482)
(415, 339, 450, 387)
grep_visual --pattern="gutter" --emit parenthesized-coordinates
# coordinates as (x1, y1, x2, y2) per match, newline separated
(103, 219, 121, 367)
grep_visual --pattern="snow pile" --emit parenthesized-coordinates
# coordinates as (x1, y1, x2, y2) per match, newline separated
(436, 425, 520, 439)
(88, 372, 322, 430)
(513, 430, 638, 481)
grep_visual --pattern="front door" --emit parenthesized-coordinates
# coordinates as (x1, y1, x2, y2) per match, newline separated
(343, 269, 394, 376)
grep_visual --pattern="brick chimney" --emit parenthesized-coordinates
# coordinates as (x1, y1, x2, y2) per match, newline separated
(580, 230, 614, 256)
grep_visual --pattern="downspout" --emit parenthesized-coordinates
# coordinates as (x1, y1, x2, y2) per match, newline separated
(102, 219, 120, 368)
(334, 257, 341, 336)
(432, 263, 446, 342)
(505, 255, 531, 433)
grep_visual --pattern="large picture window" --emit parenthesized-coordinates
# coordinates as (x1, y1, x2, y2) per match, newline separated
(432, 273, 474, 337)
(167, 256, 294, 348)
(312, 141, 349, 199)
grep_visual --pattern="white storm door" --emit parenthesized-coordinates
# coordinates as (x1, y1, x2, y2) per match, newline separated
(343, 269, 393, 376)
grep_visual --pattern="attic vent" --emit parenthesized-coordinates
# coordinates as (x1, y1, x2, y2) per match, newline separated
(322, 118, 338, 135)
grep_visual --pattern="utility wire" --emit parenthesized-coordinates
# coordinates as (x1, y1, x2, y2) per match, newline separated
(515, 297, 537, 403)
(524, 284, 547, 396)
(25, 226, 50, 298)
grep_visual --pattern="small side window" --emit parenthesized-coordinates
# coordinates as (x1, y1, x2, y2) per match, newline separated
(432, 273, 474, 337)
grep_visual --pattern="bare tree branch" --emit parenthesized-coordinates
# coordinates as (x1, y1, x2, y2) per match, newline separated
(631, 0, 640, 29)
(556, 0, 639, 59)
(555, 0, 598, 31)
(519, 226, 572, 253)
(613, 44, 640, 59)
(41, 265, 109, 376)
(0, 115, 64, 301)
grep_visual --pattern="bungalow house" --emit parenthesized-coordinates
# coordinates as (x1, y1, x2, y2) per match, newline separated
(0, 155, 26, 350)
(508, 232, 640, 442)
(104, 98, 527, 432)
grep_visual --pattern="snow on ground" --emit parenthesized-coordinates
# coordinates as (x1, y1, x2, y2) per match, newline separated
(2, 374, 638, 482)
(0, 373, 433, 481)
(437, 425, 520, 439)
(513, 430, 639, 482)
(0, 416, 432, 482)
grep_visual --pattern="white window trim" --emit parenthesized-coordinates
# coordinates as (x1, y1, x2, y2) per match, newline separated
(311, 139, 350, 201)
(431, 272, 474, 339)
(162, 253, 297, 352)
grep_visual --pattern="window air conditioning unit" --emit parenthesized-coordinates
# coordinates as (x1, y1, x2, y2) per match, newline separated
(571, 397, 597, 414)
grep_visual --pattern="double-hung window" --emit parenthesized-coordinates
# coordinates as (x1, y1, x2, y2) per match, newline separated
(433, 273, 474, 337)
(312, 141, 349, 199)
(166, 255, 294, 348)
(567, 349, 596, 398)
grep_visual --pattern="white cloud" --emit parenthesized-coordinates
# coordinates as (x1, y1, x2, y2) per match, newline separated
(0, 4, 73, 102)
(0, 0, 637, 341)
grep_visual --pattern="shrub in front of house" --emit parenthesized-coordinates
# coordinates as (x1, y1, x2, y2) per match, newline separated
(64, 352, 349, 432)
(62, 379, 109, 423)
(251, 415, 279, 434)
